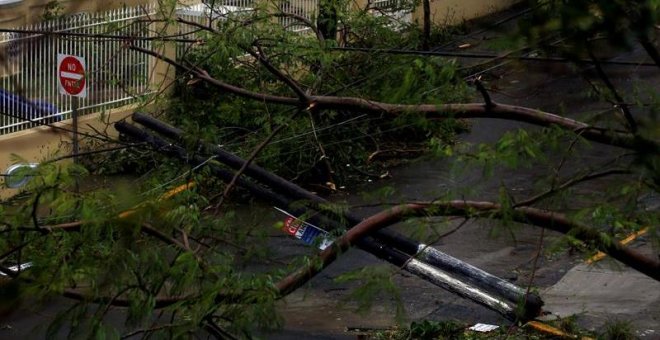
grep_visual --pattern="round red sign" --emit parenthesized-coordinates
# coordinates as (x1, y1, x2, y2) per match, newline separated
(58, 56, 86, 96)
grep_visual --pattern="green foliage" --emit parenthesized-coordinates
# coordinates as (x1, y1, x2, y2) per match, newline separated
(408, 319, 464, 339)
(0, 160, 283, 337)
(335, 265, 406, 322)
(599, 320, 636, 340)
(41, 1, 64, 21)
(165, 3, 470, 187)
(520, 0, 659, 55)
(3, 0, 658, 338)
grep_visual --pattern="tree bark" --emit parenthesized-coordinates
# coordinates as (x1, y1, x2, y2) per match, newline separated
(422, 0, 431, 50)
(130, 44, 648, 150)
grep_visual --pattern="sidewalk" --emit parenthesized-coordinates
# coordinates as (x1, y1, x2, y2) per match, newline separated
(542, 256, 660, 337)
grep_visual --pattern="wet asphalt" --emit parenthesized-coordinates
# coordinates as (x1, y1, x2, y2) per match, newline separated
(1, 8, 659, 340)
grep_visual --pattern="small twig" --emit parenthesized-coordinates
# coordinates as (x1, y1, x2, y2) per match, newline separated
(587, 48, 637, 133)
(522, 226, 545, 322)
(472, 77, 494, 109)
(212, 124, 287, 213)
(120, 323, 183, 339)
(251, 41, 310, 104)
(306, 110, 335, 189)
(434, 217, 470, 240)
(514, 168, 631, 208)
(62, 288, 186, 308)
(273, 12, 325, 43)
(43, 144, 139, 164)
(367, 147, 425, 163)
(0, 241, 31, 262)
(30, 191, 43, 229)
(203, 316, 240, 340)
(638, 36, 660, 69)
(548, 129, 584, 194)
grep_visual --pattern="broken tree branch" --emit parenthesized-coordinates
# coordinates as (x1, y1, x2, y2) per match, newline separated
(118, 115, 656, 313)
(587, 47, 638, 133)
(250, 42, 310, 104)
(638, 37, 660, 69)
(128, 45, 649, 150)
(276, 199, 659, 299)
(472, 77, 494, 109)
(176, 17, 310, 103)
(274, 204, 520, 319)
(514, 168, 632, 208)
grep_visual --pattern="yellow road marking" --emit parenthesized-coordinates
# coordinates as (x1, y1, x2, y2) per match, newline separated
(117, 182, 195, 219)
(160, 182, 195, 200)
(586, 227, 649, 264)
(526, 321, 569, 337)
(526, 320, 594, 339)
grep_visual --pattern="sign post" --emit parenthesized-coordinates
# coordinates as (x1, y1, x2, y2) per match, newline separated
(57, 54, 87, 163)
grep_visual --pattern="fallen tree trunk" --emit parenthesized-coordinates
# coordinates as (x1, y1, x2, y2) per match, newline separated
(271, 202, 659, 327)
(349, 201, 660, 281)
(121, 118, 660, 281)
(129, 45, 653, 151)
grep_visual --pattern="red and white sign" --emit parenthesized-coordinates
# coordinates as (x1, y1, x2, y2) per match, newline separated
(57, 54, 87, 98)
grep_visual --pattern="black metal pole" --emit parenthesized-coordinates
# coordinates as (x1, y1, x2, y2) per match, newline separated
(72, 97, 79, 163)
(130, 113, 542, 315)
(115, 121, 523, 320)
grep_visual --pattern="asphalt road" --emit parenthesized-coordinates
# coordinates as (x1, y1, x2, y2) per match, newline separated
(2, 8, 659, 339)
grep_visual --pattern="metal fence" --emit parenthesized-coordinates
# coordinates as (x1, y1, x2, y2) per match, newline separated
(175, 0, 318, 54)
(370, 0, 413, 26)
(175, 2, 256, 59)
(278, 0, 318, 32)
(0, 0, 322, 136)
(0, 5, 156, 136)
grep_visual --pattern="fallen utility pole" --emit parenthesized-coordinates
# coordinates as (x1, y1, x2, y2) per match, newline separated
(116, 117, 541, 320)
(115, 122, 520, 321)
(116, 120, 520, 320)
(130, 112, 543, 315)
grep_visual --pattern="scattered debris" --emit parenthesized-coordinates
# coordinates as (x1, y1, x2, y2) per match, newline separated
(0, 262, 32, 276)
(468, 323, 499, 332)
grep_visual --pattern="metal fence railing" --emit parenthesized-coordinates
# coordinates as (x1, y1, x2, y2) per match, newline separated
(278, 0, 318, 32)
(175, 2, 255, 59)
(370, 0, 413, 26)
(0, 5, 156, 136)
(1, 0, 323, 136)
(175, 0, 317, 49)
(175, 1, 319, 61)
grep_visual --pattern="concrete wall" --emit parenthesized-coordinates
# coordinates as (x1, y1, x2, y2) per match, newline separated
(0, 1, 177, 197)
(413, 0, 520, 26)
(0, 105, 134, 198)
(0, 0, 153, 27)
(350, 0, 519, 26)
(0, 0, 520, 197)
